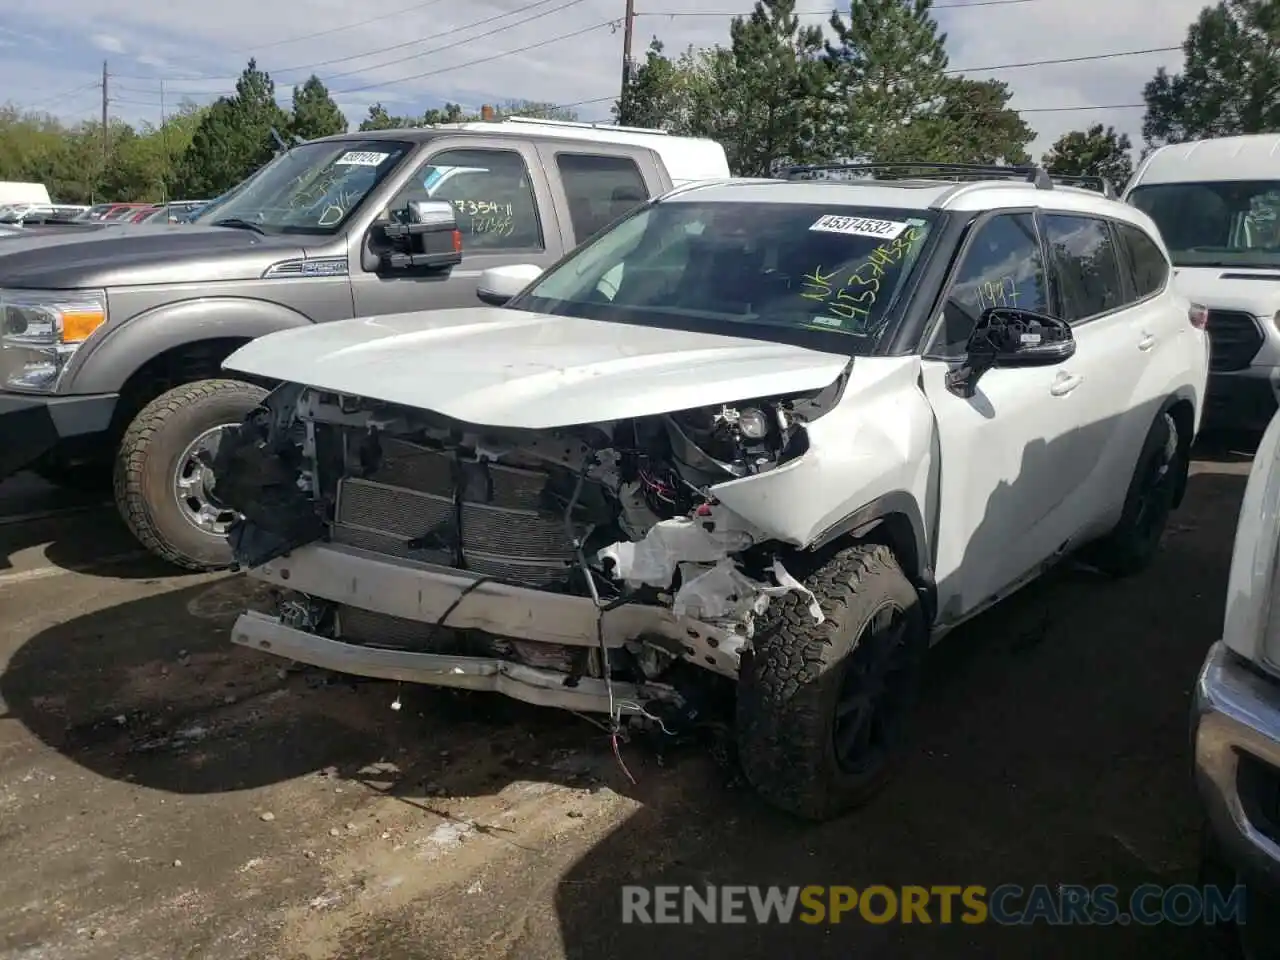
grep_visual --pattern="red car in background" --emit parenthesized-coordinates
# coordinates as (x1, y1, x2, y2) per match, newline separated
(126, 205, 164, 223)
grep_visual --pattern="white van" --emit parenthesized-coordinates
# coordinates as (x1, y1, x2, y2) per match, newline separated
(1124, 135, 1280, 430)
(445, 116, 731, 189)
(0, 181, 52, 206)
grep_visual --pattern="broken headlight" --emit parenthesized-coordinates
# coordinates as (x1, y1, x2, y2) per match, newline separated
(664, 398, 807, 482)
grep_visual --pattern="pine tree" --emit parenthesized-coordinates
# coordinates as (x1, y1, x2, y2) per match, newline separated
(824, 0, 950, 160)
(290, 76, 347, 141)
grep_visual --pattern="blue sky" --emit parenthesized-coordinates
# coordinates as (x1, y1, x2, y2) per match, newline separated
(1, 0, 1210, 158)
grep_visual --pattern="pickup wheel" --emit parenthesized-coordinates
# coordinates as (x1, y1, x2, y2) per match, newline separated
(113, 379, 267, 571)
(735, 543, 927, 821)
(1087, 410, 1184, 578)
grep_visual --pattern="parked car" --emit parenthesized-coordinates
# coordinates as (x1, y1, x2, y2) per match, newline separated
(0, 119, 730, 569)
(207, 162, 1209, 821)
(75, 203, 125, 222)
(1125, 134, 1280, 432)
(101, 203, 152, 222)
(127, 204, 165, 223)
(1194, 408, 1280, 957)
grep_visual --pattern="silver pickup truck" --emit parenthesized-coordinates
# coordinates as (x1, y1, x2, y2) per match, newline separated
(0, 118, 729, 570)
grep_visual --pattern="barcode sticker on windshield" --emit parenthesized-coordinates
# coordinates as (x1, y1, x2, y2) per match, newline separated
(335, 151, 391, 166)
(809, 215, 908, 239)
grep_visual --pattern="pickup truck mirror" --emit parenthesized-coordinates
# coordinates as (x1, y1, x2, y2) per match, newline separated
(945, 306, 1075, 398)
(477, 264, 543, 306)
(377, 199, 462, 271)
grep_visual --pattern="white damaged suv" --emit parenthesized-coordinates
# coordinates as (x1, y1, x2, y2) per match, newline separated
(210, 164, 1208, 820)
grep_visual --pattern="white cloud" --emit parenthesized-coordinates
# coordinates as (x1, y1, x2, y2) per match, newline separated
(91, 32, 126, 54)
(8, 0, 1204, 158)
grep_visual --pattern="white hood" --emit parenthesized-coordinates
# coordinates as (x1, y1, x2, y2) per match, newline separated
(223, 307, 851, 429)
(1173, 265, 1280, 316)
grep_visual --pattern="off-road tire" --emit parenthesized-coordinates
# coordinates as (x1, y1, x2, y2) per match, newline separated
(736, 543, 927, 821)
(1088, 410, 1185, 578)
(113, 378, 267, 571)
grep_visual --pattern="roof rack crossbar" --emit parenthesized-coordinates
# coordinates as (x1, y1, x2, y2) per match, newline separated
(781, 161, 1115, 198)
(1043, 172, 1116, 199)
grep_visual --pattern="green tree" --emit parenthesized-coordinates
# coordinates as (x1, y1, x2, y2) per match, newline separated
(289, 75, 347, 141)
(878, 77, 1032, 164)
(357, 102, 414, 130)
(614, 39, 719, 134)
(490, 99, 580, 121)
(176, 59, 290, 197)
(1143, 0, 1280, 146)
(1042, 123, 1134, 191)
(422, 102, 468, 124)
(702, 0, 830, 176)
(825, 0, 951, 160)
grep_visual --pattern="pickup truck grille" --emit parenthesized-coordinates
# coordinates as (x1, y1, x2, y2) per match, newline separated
(330, 438, 580, 586)
(1206, 310, 1264, 372)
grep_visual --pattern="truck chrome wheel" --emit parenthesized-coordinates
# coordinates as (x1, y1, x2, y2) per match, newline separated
(172, 425, 239, 536)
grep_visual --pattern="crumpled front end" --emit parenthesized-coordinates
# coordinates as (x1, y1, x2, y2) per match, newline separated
(215, 379, 842, 720)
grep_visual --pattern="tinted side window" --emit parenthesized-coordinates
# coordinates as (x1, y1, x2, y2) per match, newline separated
(1042, 214, 1124, 321)
(392, 148, 543, 251)
(935, 213, 1049, 353)
(556, 153, 650, 242)
(1116, 222, 1169, 298)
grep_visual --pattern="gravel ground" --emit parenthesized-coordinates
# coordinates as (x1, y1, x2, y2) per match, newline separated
(0, 446, 1255, 959)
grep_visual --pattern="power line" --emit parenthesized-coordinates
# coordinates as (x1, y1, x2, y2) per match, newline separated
(110, 0, 1056, 88)
(226, 0, 451, 54)
(643, 0, 1044, 12)
(114, 40, 1182, 108)
(331, 19, 619, 96)
(113, 0, 585, 85)
(947, 45, 1180, 73)
(118, 19, 622, 104)
(552, 95, 1149, 114)
(27, 81, 101, 112)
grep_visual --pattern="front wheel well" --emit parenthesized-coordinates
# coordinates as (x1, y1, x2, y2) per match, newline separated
(807, 510, 935, 624)
(112, 337, 267, 437)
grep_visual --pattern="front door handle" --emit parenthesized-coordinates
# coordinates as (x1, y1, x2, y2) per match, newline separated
(1050, 371, 1083, 396)
(1138, 333, 1157, 351)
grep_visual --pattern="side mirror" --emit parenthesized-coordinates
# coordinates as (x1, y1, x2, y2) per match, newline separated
(946, 307, 1075, 398)
(476, 264, 543, 306)
(379, 199, 462, 271)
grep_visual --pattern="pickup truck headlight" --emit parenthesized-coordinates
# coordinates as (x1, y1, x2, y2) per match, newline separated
(0, 289, 107, 392)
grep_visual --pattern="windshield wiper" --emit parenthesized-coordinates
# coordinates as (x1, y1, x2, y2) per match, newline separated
(211, 218, 267, 235)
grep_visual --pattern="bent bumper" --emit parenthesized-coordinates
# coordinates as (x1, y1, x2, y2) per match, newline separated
(1193, 641, 1280, 887)
(0, 391, 117, 479)
(233, 542, 741, 710)
(232, 610, 668, 714)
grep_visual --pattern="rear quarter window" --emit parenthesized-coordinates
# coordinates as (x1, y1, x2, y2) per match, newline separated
(1115, 221, 1170, 298)
(1042, 214, 1125, 322)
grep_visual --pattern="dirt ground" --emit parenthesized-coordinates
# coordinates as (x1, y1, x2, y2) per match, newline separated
(0, 444, 1258, 960)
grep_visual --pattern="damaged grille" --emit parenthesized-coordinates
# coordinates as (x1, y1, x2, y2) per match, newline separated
(330, 438, 585, 585)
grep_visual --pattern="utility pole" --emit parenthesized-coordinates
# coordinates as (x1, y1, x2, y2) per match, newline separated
(100, 60, 109, 202)
(619, 0, 636, 124)
(159, 79, 168, 203)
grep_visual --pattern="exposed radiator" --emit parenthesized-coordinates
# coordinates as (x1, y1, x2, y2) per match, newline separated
(330, 438, 583, 586)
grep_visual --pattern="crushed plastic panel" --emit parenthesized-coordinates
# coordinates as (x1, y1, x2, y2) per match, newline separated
(672, 558, 824, 625)
(595, 508, 759, 588)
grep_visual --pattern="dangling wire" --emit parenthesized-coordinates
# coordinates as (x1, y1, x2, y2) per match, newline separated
(565, 457, 640, 786)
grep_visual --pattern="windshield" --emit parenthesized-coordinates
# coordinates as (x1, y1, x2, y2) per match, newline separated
(1129, 180, 1280, 267)
(199, 140, 413, 234)
(514, 201, 935, 351)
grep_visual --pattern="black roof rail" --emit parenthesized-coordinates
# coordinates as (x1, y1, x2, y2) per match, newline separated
(1042, 173, 1116, 198)
(782, 161, 1116, 198)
